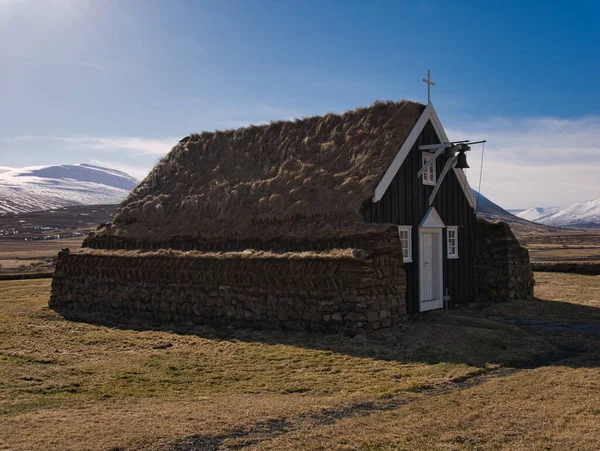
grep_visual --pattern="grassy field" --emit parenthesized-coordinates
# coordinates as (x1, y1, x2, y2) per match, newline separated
(517, 229, 600, 263)
(0, 273, 598, 450)
(0, 237, 84, 276)
(0, 204, 116, 276)
(1, 210, 597, 276)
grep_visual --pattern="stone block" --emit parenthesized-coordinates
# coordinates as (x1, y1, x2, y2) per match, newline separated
(277, 309, 290, 321)
(50, 241, 409, 333)
(367, 311, 379, 322)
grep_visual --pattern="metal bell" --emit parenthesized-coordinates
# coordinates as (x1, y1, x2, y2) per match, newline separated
(455, 150, 470, 169)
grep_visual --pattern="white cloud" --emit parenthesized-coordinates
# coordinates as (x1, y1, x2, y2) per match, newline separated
(195, 104, 308, 130)
(69, 136, 178, 156)
(88, 159, 151, 181)
(0, 135, 175, 179)
(448, 115, 600, 209)
(2, 113, 599, 211)
(2, 135, 178, 156)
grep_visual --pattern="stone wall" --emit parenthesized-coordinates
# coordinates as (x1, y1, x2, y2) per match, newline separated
(51, 231, 407, 334)
(474, 219, 534, 302)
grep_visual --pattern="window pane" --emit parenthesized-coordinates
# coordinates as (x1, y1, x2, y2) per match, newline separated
(398, 227, 411, 261)
(447, 228, 458, 257)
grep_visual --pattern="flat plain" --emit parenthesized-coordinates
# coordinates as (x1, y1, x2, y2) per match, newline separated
(1, 272, 598, 450)
(518, 228, 600, 263)
(2, 206, 599, 276)
(0, 205, 115, 276)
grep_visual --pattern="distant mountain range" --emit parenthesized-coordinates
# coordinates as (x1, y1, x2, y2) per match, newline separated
(1, 163, 597, 230)
(512, 200, 600, 228)
(0, 164, 139, 214)
(473, 190, 559, 235)
(476, 190, 600, 231)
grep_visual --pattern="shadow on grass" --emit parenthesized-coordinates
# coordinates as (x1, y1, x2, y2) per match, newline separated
(51, 296, 600, 372)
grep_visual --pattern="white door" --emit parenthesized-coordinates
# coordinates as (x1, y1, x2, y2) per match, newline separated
(422, 233, 435, 301)
(420, 229, 443, 311)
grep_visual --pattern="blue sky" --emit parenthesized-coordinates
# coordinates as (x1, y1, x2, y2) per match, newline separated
(1, 0, 599, 209)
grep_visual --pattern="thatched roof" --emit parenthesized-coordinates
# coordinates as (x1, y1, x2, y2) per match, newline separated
(103, 100, 425, 243)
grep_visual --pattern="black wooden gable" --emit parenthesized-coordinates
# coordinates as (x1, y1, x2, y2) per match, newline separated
(363, 120, 476, 314)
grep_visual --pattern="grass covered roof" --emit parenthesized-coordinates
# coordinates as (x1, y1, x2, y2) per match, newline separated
(106, 100, 425, 242)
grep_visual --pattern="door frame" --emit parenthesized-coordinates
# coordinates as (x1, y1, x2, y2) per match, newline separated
(418, 207, 445, 312)
(418, 227, 444, 311)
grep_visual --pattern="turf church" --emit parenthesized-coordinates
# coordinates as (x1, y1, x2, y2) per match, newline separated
(51, 75, 490, 332)
(363, 99, 477, 314)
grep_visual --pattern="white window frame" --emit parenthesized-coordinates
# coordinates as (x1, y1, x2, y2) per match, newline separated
(398, 226, 412, 263)
(422, 151, 436, 186)
(447, 226, 459, 259)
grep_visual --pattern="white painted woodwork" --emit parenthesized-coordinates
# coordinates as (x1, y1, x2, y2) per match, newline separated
(447, 226, 459, 259)
(419, 207, 446, 228)
(417, 146, 446, 178)
(397, 226, 413, 262)
(429, 154, 458, 206)
(419, 207, 445, 312)
(422, 233, 434, 300)
(373, 103, 435, 202)
(372, 102, 477, 209)
(419, 228, 444, 311)
(421, 151, 437, 186)
(418, 143, 450, 151)
(423, 69, 435, 103)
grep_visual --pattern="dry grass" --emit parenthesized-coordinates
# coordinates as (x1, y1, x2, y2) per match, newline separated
(73, 246, 368, 260)
(0, 237, 84, 259)
(248, 273, 600, 451)
(0, 259, 49, 269)
(473, 272, 600, 322)
(99, 101, 425, 242)
(530, 247, 600, 261)
(517, 228, 600, 245)
(257, 363, 599, 450)
(0, 273, 598, 450)
(518, 229, 600, 264)
(527, 243, 600, 249)
(0, 237, 83, 276)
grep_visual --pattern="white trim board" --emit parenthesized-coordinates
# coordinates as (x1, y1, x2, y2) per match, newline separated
(373, 102, 435, 203)
(397, 225, 413, 263)
(420, 207, 446, 228)
(372, 102, 477, 209)
(418, 226, 444, 312)
(446, 226, 459, 259)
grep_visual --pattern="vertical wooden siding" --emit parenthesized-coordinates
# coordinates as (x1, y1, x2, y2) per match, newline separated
(363, 121, 476, 314)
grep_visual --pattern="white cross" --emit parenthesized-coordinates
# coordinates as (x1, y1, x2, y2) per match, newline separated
(422, 69, 435, 103)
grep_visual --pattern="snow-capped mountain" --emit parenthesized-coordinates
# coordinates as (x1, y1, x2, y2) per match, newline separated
(514, 206, 562, 223)
(515, 199, 600, 228)
(0, 164, 139, 214)
(472, 190, 557, 234)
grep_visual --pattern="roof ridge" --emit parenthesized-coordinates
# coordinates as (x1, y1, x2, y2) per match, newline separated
(185, 99, 425, 141)
(99, 99, 427, 243)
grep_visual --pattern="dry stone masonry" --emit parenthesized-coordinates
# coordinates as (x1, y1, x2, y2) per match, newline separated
(474, 219, 534, 302)
(51, 227, 407, 334)
(51, 217, 533, 330)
